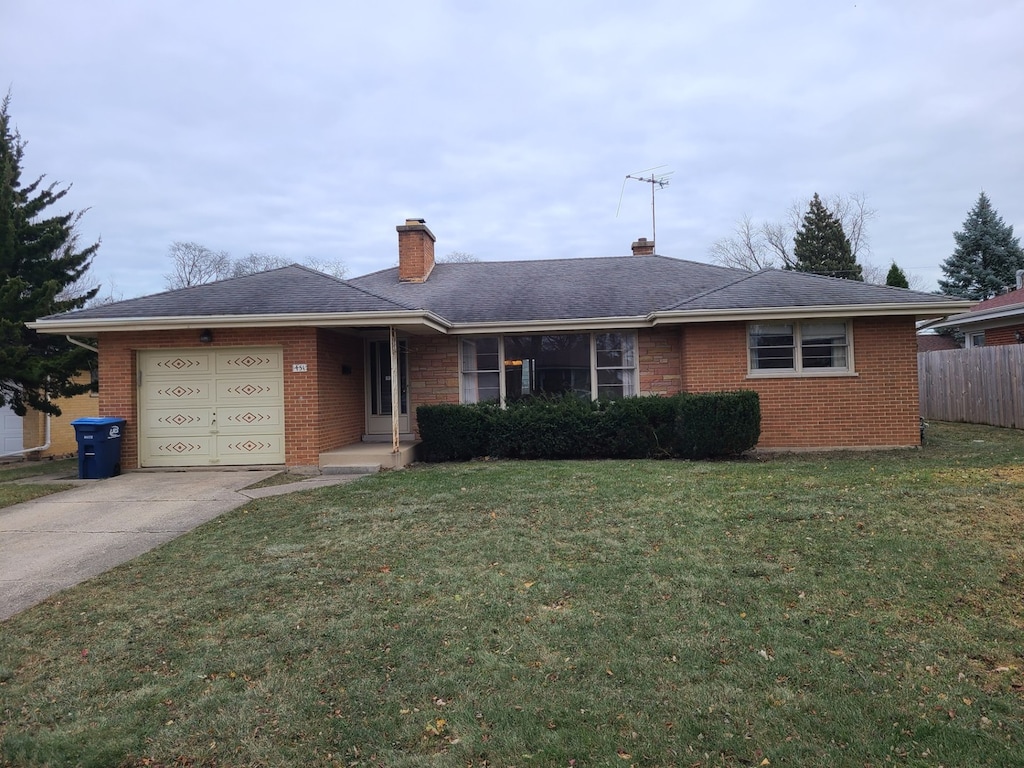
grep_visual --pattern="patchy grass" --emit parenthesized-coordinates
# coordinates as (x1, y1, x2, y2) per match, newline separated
(1, 422, 1023, 767)
(0, 458, 77, 509)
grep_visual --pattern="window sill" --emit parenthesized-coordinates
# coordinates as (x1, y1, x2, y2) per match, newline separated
(746, 370, 858, 380)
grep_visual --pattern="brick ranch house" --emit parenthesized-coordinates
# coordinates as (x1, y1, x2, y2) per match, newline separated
(30, 219, 970, 471)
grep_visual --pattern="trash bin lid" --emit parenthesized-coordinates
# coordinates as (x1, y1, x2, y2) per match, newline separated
(71, 417, 127, 426)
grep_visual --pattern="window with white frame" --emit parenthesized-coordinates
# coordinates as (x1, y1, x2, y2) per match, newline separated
(967, 332, 985, 348)
(748, 321, 851, 374)
(459, 332, 638, 403)
(460, 338, 501, 402)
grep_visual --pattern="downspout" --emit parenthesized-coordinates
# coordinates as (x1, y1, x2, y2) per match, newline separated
(66, 336, 99, 354)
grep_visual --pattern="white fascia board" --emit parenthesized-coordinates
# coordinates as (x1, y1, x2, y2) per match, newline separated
(649, 302, 974, 325)
(28, 311, 451, 335)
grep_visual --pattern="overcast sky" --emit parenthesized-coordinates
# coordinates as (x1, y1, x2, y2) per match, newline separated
(3, 0, 1022, 300)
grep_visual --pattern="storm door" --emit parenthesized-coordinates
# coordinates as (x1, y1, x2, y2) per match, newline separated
(366, 338, 410, 435)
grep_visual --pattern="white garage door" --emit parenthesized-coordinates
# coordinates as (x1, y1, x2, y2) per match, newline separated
(1, 404, 23, 456)
(139, 347, 285, 467)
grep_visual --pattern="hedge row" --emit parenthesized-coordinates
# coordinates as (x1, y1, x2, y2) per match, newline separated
(416, 391, 760, 462)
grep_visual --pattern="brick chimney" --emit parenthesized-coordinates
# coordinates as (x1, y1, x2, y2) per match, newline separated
(631, 237, 655, 256)
(397, 218, 436, 282)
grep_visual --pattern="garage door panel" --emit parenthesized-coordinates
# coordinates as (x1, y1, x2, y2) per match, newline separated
(148, 352, 212, 374)
(145, 379, 214, 405)
(218, 405, 282, 432)
(215, 378, 282, 403)
(217, 350, 281, 374)
(144, 435, 214, 464)
(217, 434, 284, 461)
(144, 407, 213, 434)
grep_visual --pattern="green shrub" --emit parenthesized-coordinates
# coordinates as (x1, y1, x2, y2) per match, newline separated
(417, 391, 760, 462)
(671, 390, 761, 459)
(490, 395, 598, 459)
(416, 402, 496, 462)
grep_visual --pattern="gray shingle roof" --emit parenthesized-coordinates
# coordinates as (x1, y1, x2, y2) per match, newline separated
(347, 256, 743, 323)
(38, 256, 965, 328)
(666, 268, 959, 312)
(40, 264, 414, 321)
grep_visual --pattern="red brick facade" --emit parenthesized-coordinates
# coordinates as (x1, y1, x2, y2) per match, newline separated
(635, 318, 920, 448)
(99, 316, 921, 468)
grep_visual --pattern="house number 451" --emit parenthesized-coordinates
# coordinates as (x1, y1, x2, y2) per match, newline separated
(292, 363, 308, 373)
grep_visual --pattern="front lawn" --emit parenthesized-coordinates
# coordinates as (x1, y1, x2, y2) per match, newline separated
(1, 423, 1022, 767)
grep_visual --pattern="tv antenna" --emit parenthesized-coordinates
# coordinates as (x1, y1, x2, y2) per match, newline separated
(616, 166, 673, 248)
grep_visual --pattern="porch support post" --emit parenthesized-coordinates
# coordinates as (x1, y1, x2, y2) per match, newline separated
(389, 326, 400, 454)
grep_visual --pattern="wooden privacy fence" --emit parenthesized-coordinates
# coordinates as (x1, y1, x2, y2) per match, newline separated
(918, 346, 1024, 428)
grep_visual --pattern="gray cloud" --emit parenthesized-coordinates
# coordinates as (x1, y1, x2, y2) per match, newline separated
(3, 0, 1022, 298)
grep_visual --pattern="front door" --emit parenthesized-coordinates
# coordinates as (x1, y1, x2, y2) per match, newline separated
(366, 338, 410, 435)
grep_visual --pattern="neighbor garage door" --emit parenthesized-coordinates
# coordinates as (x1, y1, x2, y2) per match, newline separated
(1, 404, 23, 456)
(139, 347, 284, 467)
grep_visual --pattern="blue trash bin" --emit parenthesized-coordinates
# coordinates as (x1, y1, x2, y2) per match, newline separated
(70, 417, 126, 479)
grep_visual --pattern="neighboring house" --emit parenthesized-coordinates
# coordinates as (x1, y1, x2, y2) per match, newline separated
(929, 270, 1024, 347)
(21, 373, 100, 459)
(29, 219, 970, 470)
(0, 378, 98, 460)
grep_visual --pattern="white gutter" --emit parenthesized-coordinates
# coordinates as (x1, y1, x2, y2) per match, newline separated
(28, 310, 451, 335)
(648, 301, 974, 325)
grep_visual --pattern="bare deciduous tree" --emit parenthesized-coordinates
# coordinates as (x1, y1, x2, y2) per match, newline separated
(302, 256, 348, 279)
(163, 242, 232, 289)
(231, 252, 290, 277)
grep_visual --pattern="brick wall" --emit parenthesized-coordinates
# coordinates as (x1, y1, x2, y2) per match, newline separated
(680, 317, 920, 449)
(97, 328, 366, 468)
(407, 335, 460, 436)
(638, 326, 683, 395)
(316, 331, 365, 452)
(984, 324, 1024, 346)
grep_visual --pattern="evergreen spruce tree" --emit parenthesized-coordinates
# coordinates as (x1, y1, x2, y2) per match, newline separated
(0, 94, 99, 416)
(885, 262, 910, 288)
(791, 193, 863, 280)
(938, 192, 1024, 300)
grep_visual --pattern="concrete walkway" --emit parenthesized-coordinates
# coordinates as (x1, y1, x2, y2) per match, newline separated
(0, 470, 366, 622)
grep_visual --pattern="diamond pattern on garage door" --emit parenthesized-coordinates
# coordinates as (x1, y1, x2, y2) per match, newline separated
(139, 347, 284, 467)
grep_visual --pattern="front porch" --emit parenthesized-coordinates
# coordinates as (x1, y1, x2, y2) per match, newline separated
(318, 441, 420, 474)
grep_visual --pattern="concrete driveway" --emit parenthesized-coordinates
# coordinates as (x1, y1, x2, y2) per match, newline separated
(0, 470, 364, 622)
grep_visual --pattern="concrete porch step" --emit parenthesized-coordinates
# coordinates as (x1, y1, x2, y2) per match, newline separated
(318, 441, 419, 473)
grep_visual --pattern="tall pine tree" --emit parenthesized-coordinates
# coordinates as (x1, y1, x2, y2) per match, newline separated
(0, 94, 99, 416)
(791, 193, 863, 280)
(938, 192, 1024, 300)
